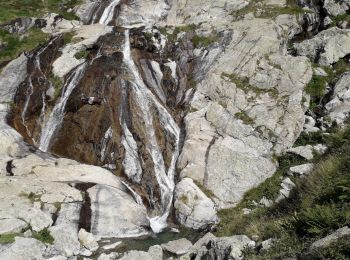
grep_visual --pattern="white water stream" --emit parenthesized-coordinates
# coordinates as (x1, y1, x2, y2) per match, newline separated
(38, 63, 87, 152)
(123, 30, 180, 233)
(99, 0, 121, 25)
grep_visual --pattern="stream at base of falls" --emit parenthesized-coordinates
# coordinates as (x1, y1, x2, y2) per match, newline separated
(92, 228, 203, 257)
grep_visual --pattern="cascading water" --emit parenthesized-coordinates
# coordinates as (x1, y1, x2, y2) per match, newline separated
(22, 38, 57, 143)
(123, 30, 180, 233)
(38, 63, 87, 152)
(99, 0, 121, 25)
(119, 80, 143, 184)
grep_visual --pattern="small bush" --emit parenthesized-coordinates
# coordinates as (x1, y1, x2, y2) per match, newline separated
(0, 233, 18, 244)
(74, 49, 89, 60)
(0, 28, 48, 63)
(221, 72, 279, 98)
(62, 31, 75, 44)
(294, 131, 327, 146)
(33, 228, 54, 244)
(49, 74, 63, 99)
(305, 75, 327, 98)
(235, 111, 255, 125)
(293, 204, 346, 236)
(0, 0, 82, 24)
(191, 34, 218, 48)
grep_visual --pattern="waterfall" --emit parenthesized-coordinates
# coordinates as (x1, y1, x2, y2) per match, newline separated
(21, 38, 56, 143)
(99, 0, 121, 25)
(119, 80, 143, 184)
(122, 30, 180, 233)
(38, 63, 87, 152)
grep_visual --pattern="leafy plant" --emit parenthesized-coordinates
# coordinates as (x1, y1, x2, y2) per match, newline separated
(74, 49, 89, 59)
(0, 28, 48, 63)
(33, 228, 54, 244)
(0, 233, 18, 244)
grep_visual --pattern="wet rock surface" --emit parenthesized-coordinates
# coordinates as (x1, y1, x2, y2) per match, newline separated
(1, 0, 350, 258)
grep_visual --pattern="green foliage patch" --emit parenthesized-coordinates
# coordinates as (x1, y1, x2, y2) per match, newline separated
(0, 0, 82, 24)
(32, 228, 54, 244)
(0, 28, 48, 63)
(0, 233, 18, 244)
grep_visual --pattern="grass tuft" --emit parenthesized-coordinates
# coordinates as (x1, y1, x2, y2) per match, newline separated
(32, 228, 54, 244)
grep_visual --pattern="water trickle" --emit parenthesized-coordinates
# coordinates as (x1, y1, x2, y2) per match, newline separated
(99, 0, 121, 25)
(21, 77, 34, 143)
(38, 63, 87, 152)
(100, 127, 113, 162)
(123, 30, 180, 233)
(122, 181, 144, 205)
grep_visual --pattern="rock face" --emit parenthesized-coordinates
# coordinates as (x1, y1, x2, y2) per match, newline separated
(2, 0, 350, 258)
(177, 15, 312, 208)
(0, 219, 27, 235)
(0, 237, 46, 259)
(174, 178, 218, 230)
(294, 27, 350, 66)
(0, 0, 324, 243)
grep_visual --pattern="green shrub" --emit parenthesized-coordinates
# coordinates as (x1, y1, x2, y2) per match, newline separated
(49, 74, 63, 99)
(293, 204, 347, 236)
(0, 28, 48, 63)
(305, 75, 327, 98)
(62, 31, 75, 44)
(235, 111, 255, 125)
(33, 228, 54, 244)
(74, 49, 89, 59)
(191, 34, 219, 48)
(0, 0, 82, 24)
(331, 14, 350, 27)
(0, 233, 18, 244)
(294, 131, 327, 146)
(221, 72, 279, 98)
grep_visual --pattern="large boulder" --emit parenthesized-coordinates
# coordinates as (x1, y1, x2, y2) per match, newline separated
(311, 226, 350, 249)
(161, 238, 192, 256)
(88, 184, 149, 238)
(174, 178, 218, 230)
(294, 27, 350, 66)
(180, 233, 255, 260)
(118, 245, 163, 260)
(325, 72, 350, 125)
(78, 228, 99, 252)
(0, 218, 27, 235)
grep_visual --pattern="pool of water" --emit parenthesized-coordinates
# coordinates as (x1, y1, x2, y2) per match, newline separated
(91, 227, 203, 258)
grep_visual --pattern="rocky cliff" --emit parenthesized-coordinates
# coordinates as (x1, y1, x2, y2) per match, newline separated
(0, 0, 350, 259)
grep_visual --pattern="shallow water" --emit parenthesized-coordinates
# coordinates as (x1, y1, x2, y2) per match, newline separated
(92, 227, 202, 257)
